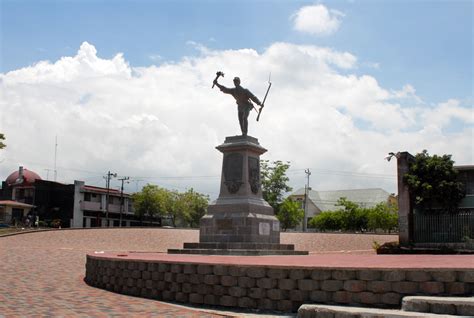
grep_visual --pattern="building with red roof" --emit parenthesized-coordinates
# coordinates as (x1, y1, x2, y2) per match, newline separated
(1, 166, 161, 228)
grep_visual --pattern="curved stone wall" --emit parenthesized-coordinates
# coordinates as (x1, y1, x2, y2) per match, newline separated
(85, 255, 473, 312)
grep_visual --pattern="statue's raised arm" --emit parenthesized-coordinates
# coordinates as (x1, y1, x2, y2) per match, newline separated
(212, 74, 261, 136)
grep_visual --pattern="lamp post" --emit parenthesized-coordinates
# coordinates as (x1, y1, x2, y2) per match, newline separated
(105, 171, 117, 227)
(118, 177, 129, 228)
(303, 168, 311, 232)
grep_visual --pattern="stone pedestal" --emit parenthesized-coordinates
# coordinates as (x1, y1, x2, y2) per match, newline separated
(169, 135, 307, 255)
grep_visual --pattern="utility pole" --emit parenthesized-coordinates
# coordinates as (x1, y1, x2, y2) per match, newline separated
(303, 168, 311, 232)
(105, 171, 117, 227)
(54, 135, 58, 181)
(119, 177, 130, 228)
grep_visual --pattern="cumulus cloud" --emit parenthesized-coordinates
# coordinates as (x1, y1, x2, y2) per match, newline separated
(292, 4, 344, 35)
(0, 42, 472, 197)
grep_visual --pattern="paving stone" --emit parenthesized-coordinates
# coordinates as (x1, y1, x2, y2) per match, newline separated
(181, 283, 193, 294)
(267, 289, 288, 300)
(189, 274, 203, 284)
(289, 289, 307, 302)
(382, 270, 406, 282)
(158, 263, 170, 272)
(147, 262, 156, 271)
(213, 265, 229, 276)
(321, 280, 343, 292)
(290, 269, 306, 280)
(220, 295, 237, 307)
(171, 264, 182, 273)
(445, 282, 468, 295)
(258, 298, 275, 311)
(141, 270, 151, 280)
(343, 280, 366, 292)
(169, 282, 181, 292)
(459, 271, 474, 283)
(238, 276, 255, 288)
(189, 293, 204, 304)
(358, 291, 379, 304)
(257, 277, 277, 289)
(162, 290, 175, 301)
(367, 280, 392, 293)
(221, 275, 238, 286)
(419, 281, 444, 294)
(381, 292, 401, 305)
(175, 292, 188, 303)
(196, 285, 213, 295)
(311, 270, 332, 281)
(297, 279, 317, 291)
(267, 268, 288, 279)
(213, 285, 228, 296)
(197, 265, 213, 275)
(228, 286, 246, 297)
(238, 297, 257, 308)
(203, 274, 220, 285)
(248, 288, 265, 299)
(176, 273, 188, 283)
(229, 266, 246, 277)
(183, 264, 197, 274)
(332, 291, 353, 304)
(332, 270, 356, 280)
(203, 294, 218, 305)
(392, 281, 419, 294)
(406, 271, 431, 282)
(246, 267, 266, 278)
(277, 300, 293, 312)
(431, 271, 457, 282)
(357, 270, 382, 281)
(163, 272, 175, 282)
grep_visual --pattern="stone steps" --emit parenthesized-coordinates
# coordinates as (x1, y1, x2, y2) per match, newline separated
(298, 296, 474, 317)
(402, 296, 474, 316)
(297, 304, 472, 317)
(167, 248, 309, 255)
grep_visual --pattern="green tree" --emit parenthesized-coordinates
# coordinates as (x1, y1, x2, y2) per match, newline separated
(0, 133, 5, 149)
(276, 198, 304, 231)
(309, 199, 398, 233)
(404, 150, 465, 212)
(176, 188, 209, 228)
(366, 202, 398, 233)
(261, 160, 292, 210)
(132, 184, 163, 224)
(309, 210, 344, 231)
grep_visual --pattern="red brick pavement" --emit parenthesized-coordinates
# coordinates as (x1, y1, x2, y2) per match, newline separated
(92, 252, 474, 270)
(0, 228, 397, 317)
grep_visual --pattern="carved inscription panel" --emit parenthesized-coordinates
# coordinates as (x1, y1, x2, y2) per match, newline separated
(248, 156, 260, 194)
(223, 153, 243, 193)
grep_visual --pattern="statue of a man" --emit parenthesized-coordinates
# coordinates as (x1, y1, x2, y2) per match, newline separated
(213, 76, 262, 136)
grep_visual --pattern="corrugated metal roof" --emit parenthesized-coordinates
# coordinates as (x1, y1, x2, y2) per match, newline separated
(291, 188, 391, 211)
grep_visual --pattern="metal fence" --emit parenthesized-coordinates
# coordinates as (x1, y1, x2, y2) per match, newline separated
(413, 209, 474, 243)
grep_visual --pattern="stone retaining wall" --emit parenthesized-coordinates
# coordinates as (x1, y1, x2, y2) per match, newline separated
(85, 256, 474, 312)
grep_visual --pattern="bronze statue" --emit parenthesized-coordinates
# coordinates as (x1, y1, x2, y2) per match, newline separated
(213, 73, 262, 136)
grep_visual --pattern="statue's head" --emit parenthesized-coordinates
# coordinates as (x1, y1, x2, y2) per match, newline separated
(233, 77, 241, 87)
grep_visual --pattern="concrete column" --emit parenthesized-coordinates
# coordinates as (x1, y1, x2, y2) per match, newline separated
(72, 181, 85, 228)
(397, 152, 414, 245)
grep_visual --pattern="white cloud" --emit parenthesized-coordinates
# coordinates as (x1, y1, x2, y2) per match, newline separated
(292, 4, 344, 35)
(0, 42, 472, 198)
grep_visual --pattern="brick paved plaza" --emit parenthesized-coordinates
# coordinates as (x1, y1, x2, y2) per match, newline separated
(0, 228, 396, 317)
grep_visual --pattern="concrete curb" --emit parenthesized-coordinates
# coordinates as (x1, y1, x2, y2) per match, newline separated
(297, 304, 470, 317)
(402, 296, 474, 316)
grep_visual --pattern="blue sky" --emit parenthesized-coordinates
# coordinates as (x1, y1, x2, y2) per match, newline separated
(0, 1, 472, 196)
(2, 0, 472, 103)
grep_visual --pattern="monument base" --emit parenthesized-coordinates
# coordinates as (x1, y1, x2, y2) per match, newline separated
(169, 135, 307, 255)
(169, 241, 308, 255)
